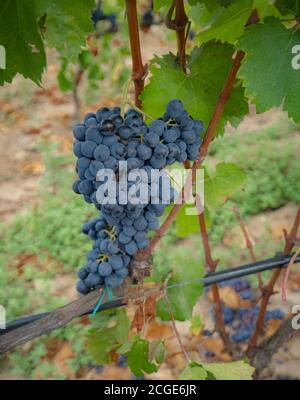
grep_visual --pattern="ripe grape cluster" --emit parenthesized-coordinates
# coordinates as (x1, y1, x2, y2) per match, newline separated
(72, 99, 205, 294)
(92, 4, 117, 33)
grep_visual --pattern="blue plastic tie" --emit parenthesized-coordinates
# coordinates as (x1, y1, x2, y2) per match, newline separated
(92, 287, 114, 317)
(92, 288, 107, 317)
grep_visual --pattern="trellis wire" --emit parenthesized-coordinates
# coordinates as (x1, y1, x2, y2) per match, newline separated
(1, 253, 299, 335)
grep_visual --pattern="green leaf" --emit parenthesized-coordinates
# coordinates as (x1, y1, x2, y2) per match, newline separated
(86, 308, 130, 364)
(0, 0, 46, 85)
(155, 254, 204, 321)
(36, 0, 94, 62)
(276, 0, 300, 15)
(141, 43, 248, 135)
(205, 162, 247, 210)
(151, 340, 165, 365)
(237, 17, 300, 122)
(176, 205, 211, 238)
(189, 315, 204, 335)
(153, 0, 171, 12)
(57, 58, 73, 92)
(124, 336, 158, 378)
(180, 362, 208, 380)
(202, 360, 255, 380)
(197, 0, 253, 44)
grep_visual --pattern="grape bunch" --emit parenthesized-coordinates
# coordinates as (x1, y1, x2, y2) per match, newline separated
(91, 2, 118, 33)
(72, 99, 205, 294)
(211, 278, 285, 343)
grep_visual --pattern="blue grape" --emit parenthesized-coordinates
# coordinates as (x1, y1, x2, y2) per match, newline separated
(76, 280, 89, 294)
(119, 231, 132, 244)
(73, 141, 83, 157)
(98, 262, 112, 277)
(182, 130, 197, 145)
(166, 99, 184, 119)
(122, 225, 137, 237)
(108, 255, 124, 270)
(89, 160, 104, 176)
(150, 156, 167, 169)
(154, 143, 169, 159)
(72, 180, 81, 194)
(102, 134, 119, 146)
(107, 240, 119, 254)
(86, 127, 103, 144)
(84, 112, 96, 123)
(73, 124, 86, 141)
(127, 140, 139, 157)
(100, 119, 115, 134)
(144, 132, 160, 147)
(133, 216, 147, 231)
(119, 126, 133, 140)
(81, 141, 97, 158)
(77, 268, 88, 280)
(111, 143, 126, 159)
(115, 268, 128, 278)
(85, 273, 101, 287)
(137, 143, 152, 161)
(78, 180, 94, 195)
(163, 127, 180, 143)
(94, 144, 110, 161)
(105, 274, 123, 288)
(149, 120, 166, 136)
(125, 241, 138, 255)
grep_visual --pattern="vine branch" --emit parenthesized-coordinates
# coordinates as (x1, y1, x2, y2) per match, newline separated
(125, 0, 147, 107)
(138, 48, 246, 259)
(195, 196, 231, 348)
(166, 0, 189, 73)
(232, 205, 263, 289)
(247, 206, 300, 355)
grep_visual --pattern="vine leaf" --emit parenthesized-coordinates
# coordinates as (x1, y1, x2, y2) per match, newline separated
(176, 205, 211, 238)
(237, 17, 300, 122)
(141, 43, 248, 135)
(205, 162, 247, 211)
(153, 0, 171, 12)
(180, 360, 254, 380)
(180, 362, 208, 380)
(197, 0, 253, 44)
(86, 308, 130, 365)
(36, 0, 94, 63)
(121, 336, 158, 378)
(202, 360, 255, 380)
(276, 0, 300, 15)
(153, 254, 204, 322)
(0, 0, 46, 85)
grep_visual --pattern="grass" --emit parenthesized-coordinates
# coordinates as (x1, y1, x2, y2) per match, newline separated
(0, 115, 299, 378)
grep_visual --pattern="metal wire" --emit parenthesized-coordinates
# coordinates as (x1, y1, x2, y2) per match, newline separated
(1, 253, 299, 335)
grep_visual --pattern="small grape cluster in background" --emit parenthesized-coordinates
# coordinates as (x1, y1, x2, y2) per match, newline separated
(72, 99, 205, 294)
(209, 278, 285, 343)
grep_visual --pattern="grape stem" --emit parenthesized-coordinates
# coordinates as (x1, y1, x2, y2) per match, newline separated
(166, 0, 189, 73)
(125, 0, 147, 108)
(232, 205, 263, 290)
(126, 100, 154, 120)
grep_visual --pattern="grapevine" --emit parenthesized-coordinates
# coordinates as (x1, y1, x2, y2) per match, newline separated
(0, 0, 300, 382)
